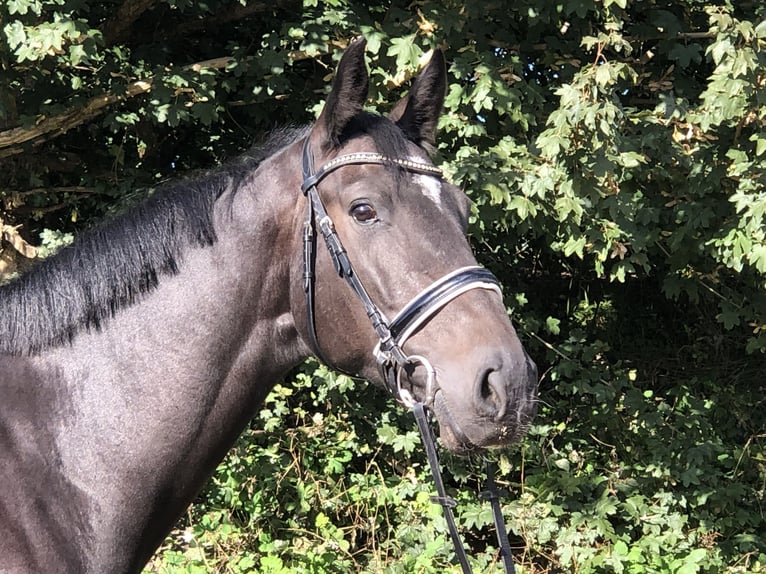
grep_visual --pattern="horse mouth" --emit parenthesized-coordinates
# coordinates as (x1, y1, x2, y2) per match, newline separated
(436, 421, 480, 455)
(431, 390, 533, 455)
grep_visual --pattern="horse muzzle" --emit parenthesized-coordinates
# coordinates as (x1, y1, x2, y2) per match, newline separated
(426, 350, 538, 454)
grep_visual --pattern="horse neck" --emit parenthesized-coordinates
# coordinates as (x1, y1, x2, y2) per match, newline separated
(65, 147, 309, 399)
(28, 146, 309, 572)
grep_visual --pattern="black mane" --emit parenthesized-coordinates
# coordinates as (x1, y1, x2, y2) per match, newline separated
(0, 115, 417, 356)
(0, 126, 307, 356)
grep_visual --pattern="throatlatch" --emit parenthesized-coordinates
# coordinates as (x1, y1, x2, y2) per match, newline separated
(300, 136, 517, 574)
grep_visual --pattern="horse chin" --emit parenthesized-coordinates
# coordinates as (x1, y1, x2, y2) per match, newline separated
(431, 391, 528, 455)
(436, 422, 479, 455)
(431, 392, 483, 455)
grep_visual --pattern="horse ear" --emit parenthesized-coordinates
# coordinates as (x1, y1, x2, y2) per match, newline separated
(314, 38, 369, 150)
(388, 49, 447, 151)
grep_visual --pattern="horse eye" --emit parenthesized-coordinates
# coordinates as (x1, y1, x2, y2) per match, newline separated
(350, 202, 378, 223)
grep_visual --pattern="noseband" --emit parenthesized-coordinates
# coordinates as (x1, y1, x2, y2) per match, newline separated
(300, 137, 502, 407)
(300, 136, 517, 574)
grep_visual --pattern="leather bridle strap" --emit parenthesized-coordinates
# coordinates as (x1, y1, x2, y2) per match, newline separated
(414, 402, 472, 574)
(388, 266, 502, 345)
(481, 461, 517, 573)
(415, 403, 517, 574)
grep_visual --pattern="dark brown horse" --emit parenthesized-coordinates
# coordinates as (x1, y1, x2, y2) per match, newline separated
(0, 39, 537, 573)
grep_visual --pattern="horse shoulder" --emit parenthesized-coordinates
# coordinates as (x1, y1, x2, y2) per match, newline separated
(0, 355, 91, 573)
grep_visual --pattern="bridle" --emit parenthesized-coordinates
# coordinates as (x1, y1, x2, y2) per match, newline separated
(300, 138, 502, 406)
(300, 136, 516, 574)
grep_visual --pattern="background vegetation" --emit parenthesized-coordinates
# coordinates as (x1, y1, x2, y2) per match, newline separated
(1, 0, 764, 571)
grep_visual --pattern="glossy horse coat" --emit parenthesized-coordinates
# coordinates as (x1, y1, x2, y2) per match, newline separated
(0, 40, 537, 573)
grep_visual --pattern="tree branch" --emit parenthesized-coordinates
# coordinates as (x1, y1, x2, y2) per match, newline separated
(0, 80, 152, 159)
(0, 55, 235, 158)
(3, 186, 97, 198)
(1, 223, 37, 258)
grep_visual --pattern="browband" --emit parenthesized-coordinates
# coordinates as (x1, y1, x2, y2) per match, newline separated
(302, 151, 443, 196)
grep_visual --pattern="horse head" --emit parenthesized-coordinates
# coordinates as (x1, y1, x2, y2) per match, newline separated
(291, 38, 538, 453)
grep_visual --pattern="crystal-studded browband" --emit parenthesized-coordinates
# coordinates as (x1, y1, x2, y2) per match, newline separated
(301, 152, 443, 195)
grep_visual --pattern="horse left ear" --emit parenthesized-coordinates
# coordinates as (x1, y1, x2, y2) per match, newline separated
(388, 49, 447, 151)
(314, 37, 370, 150)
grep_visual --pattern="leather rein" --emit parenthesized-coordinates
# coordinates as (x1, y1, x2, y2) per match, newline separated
(300, 137, 516, 573)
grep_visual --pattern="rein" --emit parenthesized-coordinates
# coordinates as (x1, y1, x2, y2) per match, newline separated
(300, 137, 517, 573)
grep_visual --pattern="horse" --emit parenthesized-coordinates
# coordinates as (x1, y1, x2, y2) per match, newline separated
(0, 38, 538, 573)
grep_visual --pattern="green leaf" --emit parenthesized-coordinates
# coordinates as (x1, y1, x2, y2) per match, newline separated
(3, 21, 26, 50)
(546, 316, 561, 335)
(716, 304, 741, 330)
(387, 34, 421, 70)
(7, 0, 42, 16)
(669, 43, 702, 67)
(595, 63, 612, 87)
(613, 539, 629, 556)
(562, 236, 587, 258)
(749, 243, 766, 273)
(618, 151, 646, 168)
(69, 44, 87, 66)
(709, 38, 733, 65)
(751, 134, 766, 157)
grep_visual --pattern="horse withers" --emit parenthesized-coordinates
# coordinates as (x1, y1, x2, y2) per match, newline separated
(0, 39, 537, 573)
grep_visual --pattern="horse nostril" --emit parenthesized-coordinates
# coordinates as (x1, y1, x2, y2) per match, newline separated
(477, 368, 509, 422)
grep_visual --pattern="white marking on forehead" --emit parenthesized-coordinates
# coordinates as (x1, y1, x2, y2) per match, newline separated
(415, 174, 442, 205)
(409, 156, 443, 207)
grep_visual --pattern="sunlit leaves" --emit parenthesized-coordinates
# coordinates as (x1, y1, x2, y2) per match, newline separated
(3, 13, 99, 64)
(6, 0, 44, 16)
(387, 34, 422, 72)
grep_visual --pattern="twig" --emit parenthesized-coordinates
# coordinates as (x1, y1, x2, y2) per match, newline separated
(3, 186, 97, 197)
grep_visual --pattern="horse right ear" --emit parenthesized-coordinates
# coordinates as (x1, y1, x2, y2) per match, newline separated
(388, 49, 447, 152)
(312, 38, 369, 151)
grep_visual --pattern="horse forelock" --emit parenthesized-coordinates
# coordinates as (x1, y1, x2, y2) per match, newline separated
(0, 127, 307, 356)
(340, 113, 411, 158)
(331, 111, 432, 192)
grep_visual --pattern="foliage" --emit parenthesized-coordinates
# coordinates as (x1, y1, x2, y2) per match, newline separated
(1, 0, 765, 572)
